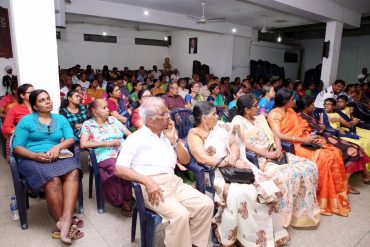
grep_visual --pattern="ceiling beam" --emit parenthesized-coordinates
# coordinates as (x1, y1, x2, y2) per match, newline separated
(66, 0, 253, 38)
(243, 0, 361, 28)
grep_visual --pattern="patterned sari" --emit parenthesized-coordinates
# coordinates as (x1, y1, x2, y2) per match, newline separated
(268, 108, 350, 217)
(189, 123, 290, 247)
(232, 115, 320, 228)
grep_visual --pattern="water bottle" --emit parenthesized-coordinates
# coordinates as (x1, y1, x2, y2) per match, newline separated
(10, 196, 19, 221)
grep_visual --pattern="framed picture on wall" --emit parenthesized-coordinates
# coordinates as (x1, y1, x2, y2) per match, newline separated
(189, 37, 198, 54)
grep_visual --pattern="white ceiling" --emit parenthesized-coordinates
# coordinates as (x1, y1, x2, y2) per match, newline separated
(100, 0, 316, 30)
(329, 0, 370, 16)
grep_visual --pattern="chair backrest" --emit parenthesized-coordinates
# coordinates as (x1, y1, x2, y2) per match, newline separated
(170, 108, 194, 140)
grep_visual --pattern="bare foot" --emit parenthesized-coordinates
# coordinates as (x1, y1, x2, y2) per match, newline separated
(56, 218, 73, 244)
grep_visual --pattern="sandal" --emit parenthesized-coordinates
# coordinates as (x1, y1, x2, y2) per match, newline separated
(348, 186, 360, 195)
(69, 225, 84, 240)
(56, 220, 73, 244)
(51, 229, 60, 239)
(71, 216, 84, 228)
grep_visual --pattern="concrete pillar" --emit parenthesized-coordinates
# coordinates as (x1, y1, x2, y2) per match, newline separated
(9, 0, 60, 111)
(320, 21, 343, 87)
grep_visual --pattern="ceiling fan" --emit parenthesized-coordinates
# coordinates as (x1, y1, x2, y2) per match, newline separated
(187, 1, 226, 24)
(260, 16, 274, 33)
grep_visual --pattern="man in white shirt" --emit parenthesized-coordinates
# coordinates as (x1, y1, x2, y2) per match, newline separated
(114, 97, 213, 247)
(314, 79, 345, 114)
(358, 67, 369, 84)
(150, 65, 161, 80)
(178, 78, 189, 99)
(77, 73, 90, 91)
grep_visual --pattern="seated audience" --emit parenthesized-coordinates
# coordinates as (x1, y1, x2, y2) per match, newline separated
(129, 81, 143, 103)
(305, 82, 316, 97)
(131, 89, 152, 130)
(314, 79, 346, 114)
(171, 69, 180, 82)
(161, 81, 186, 110)
(151, 79, 165, 96)
(297, 96, 370, 193)
(86, 79, 104, 100)
(178, 78, 189, 99)
(60, 76, 73, 99)
(106, 83, 129, 125)
(258, 84, 275, 116)
(227, 85, 244, 110)
(200, 79, 212, 99)
(13, 89, 82, 244)
(114, 97, 213, 247)
(80, 99, 133, 216)
(72, 84, 92, 105)
(0, 81, 18, 118)
(59, 90, 88, 139)
(207, 83, 227, 110)
(294, 81, 306, 98)
(268, 88, 350, 216)
(77, 73, 90, 91)
(2, 84, 34, 160)
(188, 101, 290, 246)
(159, 75, 169, 91)
(231, 94, 320, 227)
(184, 81, 204, 108)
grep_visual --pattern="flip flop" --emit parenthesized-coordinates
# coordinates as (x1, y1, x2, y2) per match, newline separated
(121, 208, 133, 217)
(71, 216, 84, 228)
(51, 229, 60, 239)
(348, 186, 360, 195)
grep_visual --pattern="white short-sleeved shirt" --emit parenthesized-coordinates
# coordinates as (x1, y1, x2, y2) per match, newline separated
(314, 85, 336, 108)
(116, 126, 176, 176)
(77, 80, 90, 91)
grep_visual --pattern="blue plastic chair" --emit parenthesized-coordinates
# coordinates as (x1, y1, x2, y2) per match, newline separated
(87, 148, 105, 214)
(9, 136, 83, 230)
(170, 108, 194, 140)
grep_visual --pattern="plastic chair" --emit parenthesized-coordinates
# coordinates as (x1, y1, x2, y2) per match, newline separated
(87, 148, 105, 214)
(170, 108, 194, 140)
(9, 136, 83, 230)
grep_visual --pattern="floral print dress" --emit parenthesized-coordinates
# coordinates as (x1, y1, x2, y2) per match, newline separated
(232, 115, 320, 228)
(190, 122, 290, 247)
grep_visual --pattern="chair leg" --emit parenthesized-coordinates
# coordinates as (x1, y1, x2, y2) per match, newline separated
(131, 206, 138, 242)
(17, 182, 28, 230)
(88, 167, 93, 199)
(76, 176, 84, 214)
(146, 215, 162, 247)
(94, 175, 105, 214)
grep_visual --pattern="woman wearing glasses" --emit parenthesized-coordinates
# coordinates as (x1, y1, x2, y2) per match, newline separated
(80, 99, 133, 216)
(12, 89, 82, 244)
(130, 89, 152, 129)
(267, 88, 350, 217)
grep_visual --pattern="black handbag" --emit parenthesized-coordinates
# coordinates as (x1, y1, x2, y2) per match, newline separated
(300, 143, 322, 150)
(219, 167, 255, 184)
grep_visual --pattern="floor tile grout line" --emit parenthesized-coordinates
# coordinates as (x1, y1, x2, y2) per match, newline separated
(83, 213, 112, 247)
(353, 230, 369, 247)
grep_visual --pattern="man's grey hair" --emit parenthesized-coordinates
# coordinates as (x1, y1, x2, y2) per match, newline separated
(139, 97, 166, 124)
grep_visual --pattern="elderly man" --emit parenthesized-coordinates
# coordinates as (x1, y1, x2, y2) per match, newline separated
(161, 81, 187, 110)
(115, 97, 213, 247)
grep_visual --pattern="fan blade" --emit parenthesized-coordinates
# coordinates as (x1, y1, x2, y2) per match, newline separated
(196, 20, 207, 24)
(206, 18, 227, 22)
(187, 15, 201, 20)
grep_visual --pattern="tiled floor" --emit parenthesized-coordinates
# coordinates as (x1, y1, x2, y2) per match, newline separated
(0, 152, 369, 247)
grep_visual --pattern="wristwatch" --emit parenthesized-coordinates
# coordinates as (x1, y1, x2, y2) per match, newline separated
(171, 138, 180, 148)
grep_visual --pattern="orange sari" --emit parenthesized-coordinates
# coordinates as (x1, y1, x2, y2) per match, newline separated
(268, 108, 350, 217)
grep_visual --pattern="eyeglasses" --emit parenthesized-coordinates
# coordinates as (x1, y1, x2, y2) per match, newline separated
(25, 91, 33, 94)
(251, 103, 258, 108)
(324, 103, 333, 106)
(154, 111, 170, 118)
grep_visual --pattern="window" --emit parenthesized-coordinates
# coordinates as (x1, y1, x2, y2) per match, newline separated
(84, 34, 117, 43)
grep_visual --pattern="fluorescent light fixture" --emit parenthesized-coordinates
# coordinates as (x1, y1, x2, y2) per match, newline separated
(102, 32, 107, 36)
(144, 10, 149, 16)
(164, 36, 168, 41)
(232, 28, 237, 33)
(277, 35, 282, 42)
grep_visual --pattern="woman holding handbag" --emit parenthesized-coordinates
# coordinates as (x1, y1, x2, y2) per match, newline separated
(188, 101, 290, 247)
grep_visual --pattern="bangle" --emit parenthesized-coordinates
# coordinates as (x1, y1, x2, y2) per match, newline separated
(292, 136, 296, 141)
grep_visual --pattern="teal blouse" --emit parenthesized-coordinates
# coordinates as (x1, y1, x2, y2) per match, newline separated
(13, 113, 74, 153)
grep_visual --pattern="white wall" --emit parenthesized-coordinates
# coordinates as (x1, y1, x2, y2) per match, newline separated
(0, 0, 16, 96)
(299, 35, 370, 83)
(57, 23, 170, 70)
(250, 41, 302, 80)
(168, 31, 234, 78)
(232, 36, 251, 79)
